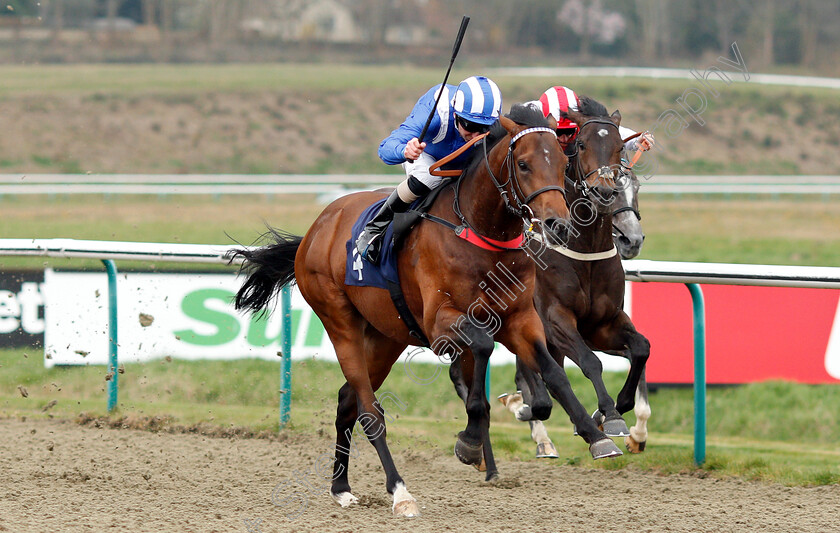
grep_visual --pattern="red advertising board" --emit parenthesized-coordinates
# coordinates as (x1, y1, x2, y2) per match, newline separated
(631, 283, 840, 385)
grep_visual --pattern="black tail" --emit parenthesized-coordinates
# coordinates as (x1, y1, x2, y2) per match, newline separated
(226, 227, 303, 314)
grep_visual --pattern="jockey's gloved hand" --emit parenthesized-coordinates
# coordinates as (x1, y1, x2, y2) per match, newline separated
(632, 131, 655, 152)
(403, 138, 427, 161)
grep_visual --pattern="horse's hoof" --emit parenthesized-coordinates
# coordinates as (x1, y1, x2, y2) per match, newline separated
(536, 442, 559, 458)
(332, 491, 358, 508)
(394, 499, 420, 518)
(454, 432, 483, 466)
(473, 454, 487, 472)
(392, 483, 420, 518)
(589, 438, 623, 459)
(603, 417, 630, 437)
(485, 470, 500, 483)
(625, 435, 647, 453)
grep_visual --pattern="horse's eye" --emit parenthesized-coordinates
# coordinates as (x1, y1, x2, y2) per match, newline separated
(578, 142, 586, 151)
(517, 160, 529, 171)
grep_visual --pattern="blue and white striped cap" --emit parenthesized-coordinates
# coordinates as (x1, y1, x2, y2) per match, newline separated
(451, 76, 502, 126)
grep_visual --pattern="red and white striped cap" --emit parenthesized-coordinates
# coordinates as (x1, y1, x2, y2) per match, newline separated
(538, 86, 580, 130)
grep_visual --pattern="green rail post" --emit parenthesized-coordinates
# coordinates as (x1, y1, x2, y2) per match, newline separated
(279, 285, 293, 429)
(686, 283, 706, 466)
(103, 260, 119, 412)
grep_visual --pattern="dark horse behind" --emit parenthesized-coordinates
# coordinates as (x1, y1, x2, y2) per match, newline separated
(227, 105, 621, 517)
(498, 97, 652, 456)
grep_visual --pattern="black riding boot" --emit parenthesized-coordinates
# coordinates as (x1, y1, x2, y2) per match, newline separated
(356, 190, 411, 265)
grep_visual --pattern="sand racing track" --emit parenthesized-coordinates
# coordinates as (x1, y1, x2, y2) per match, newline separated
(1, 418, 838, 533)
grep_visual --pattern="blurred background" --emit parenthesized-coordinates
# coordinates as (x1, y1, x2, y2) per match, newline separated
(0, 0, 839, 486)
(0, 0, 838, 70)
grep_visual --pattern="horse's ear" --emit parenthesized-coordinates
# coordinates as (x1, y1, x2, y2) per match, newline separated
(561, 109, 585, 128)
(546, 114, 557, 130)
(610, 109, 622, 127)
(500, 116, 517, 135)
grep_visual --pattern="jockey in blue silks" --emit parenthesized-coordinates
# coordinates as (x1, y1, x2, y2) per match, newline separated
(355, 75, 503, 265)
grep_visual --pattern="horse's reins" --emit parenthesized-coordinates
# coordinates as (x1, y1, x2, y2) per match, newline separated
(428, 132, 489, 177)
(621, 130, 646, 168)
(612, 131, 645, 231)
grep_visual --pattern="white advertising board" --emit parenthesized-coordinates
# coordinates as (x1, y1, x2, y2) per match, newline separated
(42, 270, 629, 372)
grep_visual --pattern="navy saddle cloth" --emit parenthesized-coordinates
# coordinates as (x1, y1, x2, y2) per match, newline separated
(345, 198, 401, 290)
(344, 179, 454, 290)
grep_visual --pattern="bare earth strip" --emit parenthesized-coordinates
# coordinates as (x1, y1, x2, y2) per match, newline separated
(1, 419, 838, 533)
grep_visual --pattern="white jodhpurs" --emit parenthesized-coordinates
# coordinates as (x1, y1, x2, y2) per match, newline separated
(402, 152, 446, 191)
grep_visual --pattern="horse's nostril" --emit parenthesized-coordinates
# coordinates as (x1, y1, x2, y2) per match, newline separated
(618, 236, 630, 245)
(543, 218, 569, 245)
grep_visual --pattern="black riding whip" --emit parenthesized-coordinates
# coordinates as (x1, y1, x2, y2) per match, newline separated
(407, 15, 470, 162)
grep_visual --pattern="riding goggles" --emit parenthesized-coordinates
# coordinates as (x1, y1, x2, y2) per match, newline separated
(457, 115, 492, 134)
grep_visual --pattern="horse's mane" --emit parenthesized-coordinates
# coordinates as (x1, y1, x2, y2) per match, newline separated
(574, 96, 609, 119)
(463, 103, 550, 176)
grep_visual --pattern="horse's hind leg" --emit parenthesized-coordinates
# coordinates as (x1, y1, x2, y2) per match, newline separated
(330, 381, 359, 507)
(502, 359, 558, 459)
(322, 312, 417, 516)
(626, 371, 651, 453)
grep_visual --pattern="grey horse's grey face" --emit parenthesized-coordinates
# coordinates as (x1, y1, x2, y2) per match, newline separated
(613, 171, 645, 259)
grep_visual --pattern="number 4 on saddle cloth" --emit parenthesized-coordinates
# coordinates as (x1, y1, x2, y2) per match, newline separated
(346, 197, 405, 290)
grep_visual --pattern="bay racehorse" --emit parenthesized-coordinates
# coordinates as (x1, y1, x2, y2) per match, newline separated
(497, 97, 652, 456)
(228, 105, 619, 517)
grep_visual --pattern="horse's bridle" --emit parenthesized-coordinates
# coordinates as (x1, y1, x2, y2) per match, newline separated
(565, 118, 621, 199)
(481, 126, 565, 220)
(451, 126, 565, 250)
(611, 165, 642, 239)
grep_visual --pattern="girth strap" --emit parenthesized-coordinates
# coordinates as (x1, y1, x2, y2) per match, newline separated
(386, 279, 430, 347)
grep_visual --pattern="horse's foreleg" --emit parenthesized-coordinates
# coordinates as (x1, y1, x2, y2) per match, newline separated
(590, 313, 651, 452)
(517, 357, 553, 421)
(591, 313, 650, 415)
(459, 340, 497, 479)
(501, 313, 622, 460)
(509, 358, 557, 458)
(548, 336, 628, 438)
(448, 353, 497, 479)
(433, 309, 496, 476)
